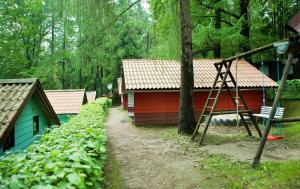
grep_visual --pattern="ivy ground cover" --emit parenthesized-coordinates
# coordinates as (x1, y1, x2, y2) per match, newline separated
(0, 98, 110, 189)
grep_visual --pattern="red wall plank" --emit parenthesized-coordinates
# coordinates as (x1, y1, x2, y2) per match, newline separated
(134, 92, 179, 113)
(133, 90, 263, 125)
(123, 94, 128, 109)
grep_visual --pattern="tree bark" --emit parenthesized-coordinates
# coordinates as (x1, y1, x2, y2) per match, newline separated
(214, 0, 221, 58)
(61, 22, 66, 89)
(51, 0, 56, 88)
(240, 0, 250, 53)
(178, 0, 196, 134)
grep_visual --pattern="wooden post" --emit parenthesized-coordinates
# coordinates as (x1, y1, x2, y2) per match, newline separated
(252, 53, 294, 168)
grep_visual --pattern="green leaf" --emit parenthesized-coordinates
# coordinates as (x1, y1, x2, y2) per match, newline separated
(9, 178, 19, 189)
(67, 173, 81, 186)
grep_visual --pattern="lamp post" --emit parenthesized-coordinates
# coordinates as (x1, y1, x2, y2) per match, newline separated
(107, 83, 112, 98)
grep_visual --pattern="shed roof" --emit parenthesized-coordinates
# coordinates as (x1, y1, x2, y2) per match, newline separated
(45, 89, 87, 114)
(0, 78, 59, 143)
(86, 91, 96, 103)
(122, 59, 278, 90)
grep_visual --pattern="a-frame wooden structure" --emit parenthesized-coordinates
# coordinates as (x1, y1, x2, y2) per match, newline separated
(191, 36, 300, 167)
(190, 59, 262, 144)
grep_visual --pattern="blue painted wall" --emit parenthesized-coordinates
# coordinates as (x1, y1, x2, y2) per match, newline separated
(1, 94, 56, 154)
(58, 114, 72, 123)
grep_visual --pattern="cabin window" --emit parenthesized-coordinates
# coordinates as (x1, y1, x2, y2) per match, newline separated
(33, 116, 39, 135)
(4, 128, 15, 151)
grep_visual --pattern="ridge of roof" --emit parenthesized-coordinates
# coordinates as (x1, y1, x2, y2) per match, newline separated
(44, 89, 86, 92)
(0, 78, 37, 84)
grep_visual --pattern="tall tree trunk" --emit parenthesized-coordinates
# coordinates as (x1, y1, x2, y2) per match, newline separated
(51, 0, 56, 88)
(240, 0, 250, 53)
(79, 60, 83, 88)
(99, 66, 104, 96)
(61, 23, 66, 89)
(178, 0, 196, 134)
(214, 0, 221, 58)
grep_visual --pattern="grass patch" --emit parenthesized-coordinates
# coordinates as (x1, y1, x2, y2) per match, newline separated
(279, 100, 300, 146)
(104, 142, 124, 189)
(282, 100, 300, 117)
(140, 125, 257, 145)
(202, 154, 300, 188)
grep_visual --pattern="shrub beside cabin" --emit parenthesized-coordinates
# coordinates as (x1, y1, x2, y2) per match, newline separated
(0, 79, 59, 155)
(45, 89, 87, 123)
(119, 59, 278, 125)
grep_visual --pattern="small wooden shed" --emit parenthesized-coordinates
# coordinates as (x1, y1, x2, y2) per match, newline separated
(0, 78, 59, 154)
(45, 89, 87, 123)
(120, 59, 278, 125)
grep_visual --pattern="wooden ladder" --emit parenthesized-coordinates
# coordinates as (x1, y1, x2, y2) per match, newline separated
(191, 60, 262, 145)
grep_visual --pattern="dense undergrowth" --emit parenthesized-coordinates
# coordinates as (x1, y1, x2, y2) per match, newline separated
(0, 98, 111, 189)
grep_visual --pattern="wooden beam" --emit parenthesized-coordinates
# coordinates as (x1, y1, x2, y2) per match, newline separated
(212, 110, 252, 115)
(271, 117, 300, 123)
(214, 38, 289, 65)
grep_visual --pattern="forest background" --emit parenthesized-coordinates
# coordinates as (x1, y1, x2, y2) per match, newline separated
(0, 0, 298, 95)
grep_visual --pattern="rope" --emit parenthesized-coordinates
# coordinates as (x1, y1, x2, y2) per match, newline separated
(276, 54, 282, 135)
(260, 54, 267, 127)
(235, 58, 239, 127)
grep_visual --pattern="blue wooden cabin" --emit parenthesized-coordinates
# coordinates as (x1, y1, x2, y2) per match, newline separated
(0, 79, 60, 155)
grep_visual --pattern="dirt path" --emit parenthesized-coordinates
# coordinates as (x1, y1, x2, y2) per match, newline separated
(104, 108, 300, 189)
(105, 108, 212, 189)
(201, 141, 300, 161)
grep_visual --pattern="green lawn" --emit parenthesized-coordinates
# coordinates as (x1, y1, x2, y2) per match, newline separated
(281, 100, 300, 146)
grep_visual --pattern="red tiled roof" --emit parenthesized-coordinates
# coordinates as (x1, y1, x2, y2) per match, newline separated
(45, 89, 87, 114)
(0, 78, 59, 143)
(86, 91, 96, 103)
(122, 59, 278, 90)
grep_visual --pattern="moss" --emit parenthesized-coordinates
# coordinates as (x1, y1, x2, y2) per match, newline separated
(104, 142, 125, 189)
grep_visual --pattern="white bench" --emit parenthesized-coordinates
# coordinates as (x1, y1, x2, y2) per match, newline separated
(253, 106, 285, 119)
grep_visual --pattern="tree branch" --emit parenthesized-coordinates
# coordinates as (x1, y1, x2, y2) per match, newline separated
(221, 20, 233, 26)
(100, 0, 141, 33)
(78, 0, 141, 48)
(196, 0, 240, 19)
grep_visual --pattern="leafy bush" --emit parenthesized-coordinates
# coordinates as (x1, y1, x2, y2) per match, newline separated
(282, 79, 300, 100)
(267, 79, 300, 100)
(0, 98, 110, 189)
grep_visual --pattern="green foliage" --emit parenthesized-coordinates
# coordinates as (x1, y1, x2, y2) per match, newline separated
(282, 80, 300, 100)
(0, 0, 150, 95)
(149, 0, 299, 60)
(267, 80, 300, 100)
(0, 98, 110, 188)
(148, 0, 180, 59)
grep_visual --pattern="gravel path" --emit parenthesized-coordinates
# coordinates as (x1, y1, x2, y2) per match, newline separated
(104, 107, 210, 189)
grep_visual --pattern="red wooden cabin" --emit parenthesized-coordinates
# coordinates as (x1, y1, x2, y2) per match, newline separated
(119, 59, 277, 126)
